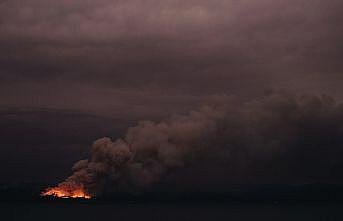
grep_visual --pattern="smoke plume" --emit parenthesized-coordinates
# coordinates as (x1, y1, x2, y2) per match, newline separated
(48, 92, 343, 197)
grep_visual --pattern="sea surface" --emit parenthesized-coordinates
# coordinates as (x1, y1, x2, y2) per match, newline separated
(1, 202, 343, 221)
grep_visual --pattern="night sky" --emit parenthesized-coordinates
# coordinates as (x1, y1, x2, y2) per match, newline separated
(1, 0, 343, 192)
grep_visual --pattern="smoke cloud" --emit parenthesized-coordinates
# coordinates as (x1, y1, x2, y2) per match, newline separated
(51, 92, 343, 196)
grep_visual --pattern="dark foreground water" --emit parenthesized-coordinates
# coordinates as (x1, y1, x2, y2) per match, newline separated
(1, 202, 343, 221)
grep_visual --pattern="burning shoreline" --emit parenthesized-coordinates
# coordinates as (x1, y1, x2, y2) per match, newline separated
(41, 186, 92, 199)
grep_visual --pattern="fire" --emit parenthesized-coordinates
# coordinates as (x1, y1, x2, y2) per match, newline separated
(41, 186, 92, 199)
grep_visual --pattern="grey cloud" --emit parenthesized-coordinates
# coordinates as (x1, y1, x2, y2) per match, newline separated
(47, 92, 343, 196)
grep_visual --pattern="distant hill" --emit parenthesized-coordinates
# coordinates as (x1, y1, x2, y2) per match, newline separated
(2, 183, 343, 203)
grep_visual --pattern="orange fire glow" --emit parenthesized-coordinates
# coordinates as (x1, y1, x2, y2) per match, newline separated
(41, 187, 92, 199)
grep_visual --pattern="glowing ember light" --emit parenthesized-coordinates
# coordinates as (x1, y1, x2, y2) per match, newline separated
(41, 186, 92, 199)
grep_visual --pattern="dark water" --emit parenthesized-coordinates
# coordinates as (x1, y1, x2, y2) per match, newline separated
(1, 202, 342, 221)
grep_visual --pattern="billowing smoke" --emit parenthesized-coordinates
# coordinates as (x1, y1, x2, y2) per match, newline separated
(48, 92, 343, 197)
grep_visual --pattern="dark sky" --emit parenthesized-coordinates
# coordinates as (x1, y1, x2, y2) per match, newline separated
(0, 0, 343, 185)
(1, 0, 343, 116)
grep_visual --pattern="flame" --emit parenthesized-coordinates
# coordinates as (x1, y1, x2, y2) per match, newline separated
(41, 186, 92, 199)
